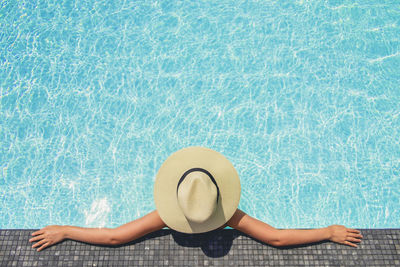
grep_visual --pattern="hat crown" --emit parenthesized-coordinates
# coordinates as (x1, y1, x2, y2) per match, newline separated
(177, 171, 218, 224)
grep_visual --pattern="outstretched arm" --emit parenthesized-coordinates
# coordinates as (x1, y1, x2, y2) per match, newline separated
(227, 209, 362, 247)
(30, 210, 166, 251)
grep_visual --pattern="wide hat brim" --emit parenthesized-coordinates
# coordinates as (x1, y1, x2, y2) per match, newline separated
(154, 147, 241, 233)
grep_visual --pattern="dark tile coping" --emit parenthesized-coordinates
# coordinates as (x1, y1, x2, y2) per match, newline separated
(0, 229, 399, 266)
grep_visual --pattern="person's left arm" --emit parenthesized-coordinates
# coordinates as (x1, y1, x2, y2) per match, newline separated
(30, 210, 166, 251)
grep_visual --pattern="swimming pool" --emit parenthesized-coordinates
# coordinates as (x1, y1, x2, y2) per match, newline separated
(1, 0, 399, 229)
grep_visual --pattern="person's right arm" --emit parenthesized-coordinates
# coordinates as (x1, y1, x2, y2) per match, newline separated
(30, 210, 166, 251)
(227, 209, 363, 247)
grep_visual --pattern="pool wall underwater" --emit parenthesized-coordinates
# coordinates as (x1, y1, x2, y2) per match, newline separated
(1, 0, 399, 230)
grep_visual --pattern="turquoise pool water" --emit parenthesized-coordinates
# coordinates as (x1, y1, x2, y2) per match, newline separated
(1, 0, 399, 229)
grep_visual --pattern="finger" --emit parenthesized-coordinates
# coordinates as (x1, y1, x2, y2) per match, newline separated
(29, 235, 44, 242)
(32, 239, 47, 248)
(347, 237, 362, 243)
(31, 230, 44, 236)
(37, 242, 51, 252)
(344, 241, 358, 248)
(347, 228, 361, 234)
(348, 232, 363, 239)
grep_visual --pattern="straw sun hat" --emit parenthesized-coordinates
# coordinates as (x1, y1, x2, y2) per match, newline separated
(154, 147, 241, 233)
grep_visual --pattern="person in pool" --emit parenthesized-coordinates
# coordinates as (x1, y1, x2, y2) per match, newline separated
(29, 147, 363, 252)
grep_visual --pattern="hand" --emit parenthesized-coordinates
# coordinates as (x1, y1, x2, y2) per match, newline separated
(29, 225, 66, 252)
(327, 225, 363, 247)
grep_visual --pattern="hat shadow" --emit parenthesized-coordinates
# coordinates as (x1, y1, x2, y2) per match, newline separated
(171, 228, 239, 258)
